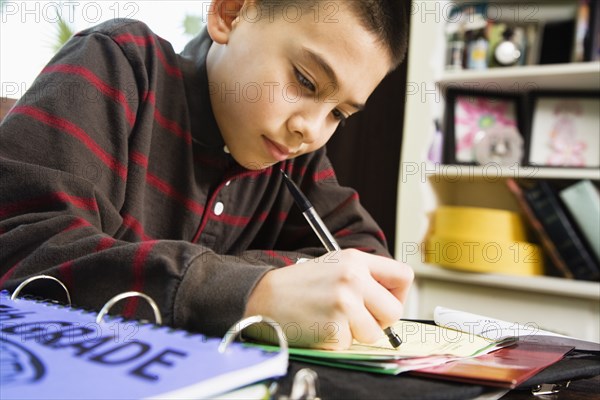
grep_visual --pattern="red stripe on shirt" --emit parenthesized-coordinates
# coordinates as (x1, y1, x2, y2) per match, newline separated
(42, 64, 136, 126)
(146, 172, 204, 215)
(122, 214, 151, 241)
(58, 260, 75, 289)
(374, 230, 386, 243)
(355, 247, 377, 254)
(0, 261, 20, 287)
(63, 218, 91, 233)
(128, 152, 203, 216)
(0, 261, 22, 287)
(214, 213, 251, 227)
(113, 33, 183, 78)
(283, 163, 307, 179)
(335, 192, 360, 212)
(144, 91, 192, 144)
(257, 211, 270, 222)
(313, 168, 336, 183)
(335, 228, 354, 238)
(0, 192, 98, 219)
(95, 236, 117, 252)
(130, 150, 149, 169)
(193, 168, 272, 242)
(282, 161, 295, 177)
(264, 250, 294, 266)
(12, 106, 128, 180)
(212, 210, 270, 227)
(154, 108, 192, 144)
(208, 169, 275, 226)
(278, 211, 288, 222)
(54, 192, 99, 212)
(122, 241, 157, 318)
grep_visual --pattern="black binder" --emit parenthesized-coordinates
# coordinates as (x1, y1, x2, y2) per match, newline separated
(277, 350, 599, 400)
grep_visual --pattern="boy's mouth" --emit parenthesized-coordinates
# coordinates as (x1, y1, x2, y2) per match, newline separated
(262, 136, 292, 162)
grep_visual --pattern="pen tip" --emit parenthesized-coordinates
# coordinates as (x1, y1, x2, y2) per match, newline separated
(385, 327, 402, 348)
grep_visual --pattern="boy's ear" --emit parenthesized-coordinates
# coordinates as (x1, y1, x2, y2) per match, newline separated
(207, 0, 252, 44)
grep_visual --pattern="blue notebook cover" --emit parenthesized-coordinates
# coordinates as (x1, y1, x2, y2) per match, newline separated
(0, 290, 287, 399)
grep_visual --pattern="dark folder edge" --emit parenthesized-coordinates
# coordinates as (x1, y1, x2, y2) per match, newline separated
(519, 335, 600, 353)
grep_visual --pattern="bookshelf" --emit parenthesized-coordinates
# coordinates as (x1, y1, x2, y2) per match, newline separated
(438, 61, 600, 91)
(397, 1, 600, 341)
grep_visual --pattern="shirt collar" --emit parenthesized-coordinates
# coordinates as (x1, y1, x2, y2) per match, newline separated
(178, 28, 224, 150)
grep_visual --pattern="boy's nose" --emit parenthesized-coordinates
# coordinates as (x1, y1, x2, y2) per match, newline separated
(286, 113, 321, 145)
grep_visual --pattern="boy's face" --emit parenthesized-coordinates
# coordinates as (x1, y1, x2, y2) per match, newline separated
(207, 1, 392, 170)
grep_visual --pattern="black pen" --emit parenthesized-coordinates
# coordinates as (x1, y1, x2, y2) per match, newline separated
(280, 170, 402, 348)
(281, 171, 340, 252)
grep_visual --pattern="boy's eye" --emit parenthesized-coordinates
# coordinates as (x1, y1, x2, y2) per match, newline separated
(332, 109, 347, 127)
(293, 66, 347, 127)
(294, 68, 316, 92)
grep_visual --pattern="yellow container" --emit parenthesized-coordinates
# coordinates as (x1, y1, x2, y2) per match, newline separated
(432, 206, 527, 242)
(425, 235, 544, 276)
(425, 206, 544, 276)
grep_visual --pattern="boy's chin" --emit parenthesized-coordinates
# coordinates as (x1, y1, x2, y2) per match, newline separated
(234, 156, 278, 171)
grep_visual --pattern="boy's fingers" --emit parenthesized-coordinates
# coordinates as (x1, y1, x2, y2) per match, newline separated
(348, 299, 385, 344)
(337, 251, 412, 330)
(362, 277, 405, 329)
(315, 250, 414, 345)
(363, 255, 414, 303)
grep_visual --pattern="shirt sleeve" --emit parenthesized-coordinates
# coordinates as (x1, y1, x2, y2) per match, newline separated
(0, 20, 272, 337)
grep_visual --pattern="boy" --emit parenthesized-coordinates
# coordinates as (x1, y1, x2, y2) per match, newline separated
(0, 0, 413, 350)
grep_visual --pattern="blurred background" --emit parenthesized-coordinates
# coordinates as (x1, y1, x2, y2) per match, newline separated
(1, 1, 206, 91)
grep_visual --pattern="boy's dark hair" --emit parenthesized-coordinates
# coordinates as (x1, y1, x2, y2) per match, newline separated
(255, 0, 410, 68)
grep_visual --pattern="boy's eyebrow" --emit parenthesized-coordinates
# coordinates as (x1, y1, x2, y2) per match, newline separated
(302, 47, 338, 86)
(301, 47, 365, 111)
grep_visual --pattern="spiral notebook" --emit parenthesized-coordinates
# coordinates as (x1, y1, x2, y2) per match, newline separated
(0, 284, 288, 399)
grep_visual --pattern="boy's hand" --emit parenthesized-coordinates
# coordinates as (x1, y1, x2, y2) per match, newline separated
(243, 249, 414, 350)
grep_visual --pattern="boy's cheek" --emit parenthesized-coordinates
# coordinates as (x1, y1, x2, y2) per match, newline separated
(299, 142, 328, 157)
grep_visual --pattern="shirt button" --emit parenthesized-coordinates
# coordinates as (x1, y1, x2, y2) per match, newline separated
(214, 202, 224, 216)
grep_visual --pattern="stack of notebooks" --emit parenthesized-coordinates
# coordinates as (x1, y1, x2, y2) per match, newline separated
(273, 319, 516, 375)
(258, 306, 586, 389)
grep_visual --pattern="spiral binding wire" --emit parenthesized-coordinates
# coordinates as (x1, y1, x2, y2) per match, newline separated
(10, 275, 71, 305)
(95, 291, 162, 325)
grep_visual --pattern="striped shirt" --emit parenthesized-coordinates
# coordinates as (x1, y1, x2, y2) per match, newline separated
(0, 19, 388, 336)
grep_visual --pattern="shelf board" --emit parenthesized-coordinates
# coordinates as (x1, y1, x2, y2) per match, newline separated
(414, 262, 600, 300)
(438, 62, 600, 92)
(422, 163, 600, 181)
